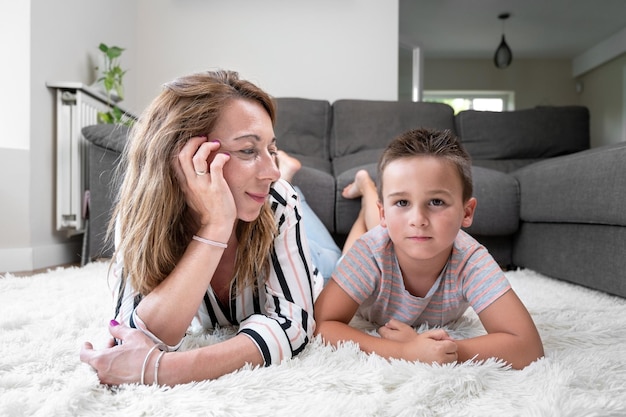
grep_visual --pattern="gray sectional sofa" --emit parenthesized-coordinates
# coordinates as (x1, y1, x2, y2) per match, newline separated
(82, 99, 626, 298)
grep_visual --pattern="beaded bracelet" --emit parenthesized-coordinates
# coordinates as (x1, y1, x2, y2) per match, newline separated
(192, 234, 228, 249)
(141, 343, 166, 385)
(154, 350, 167, 386)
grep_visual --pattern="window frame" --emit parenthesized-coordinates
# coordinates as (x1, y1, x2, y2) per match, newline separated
(422, 90, 515, 113)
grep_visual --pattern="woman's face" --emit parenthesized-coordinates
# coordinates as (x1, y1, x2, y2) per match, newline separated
(208, 99, 280, 222)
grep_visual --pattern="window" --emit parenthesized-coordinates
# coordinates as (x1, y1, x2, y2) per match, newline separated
(422, 91, 515, 114)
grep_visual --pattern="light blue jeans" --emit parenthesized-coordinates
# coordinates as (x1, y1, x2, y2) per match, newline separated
(297, 187, 342, 284)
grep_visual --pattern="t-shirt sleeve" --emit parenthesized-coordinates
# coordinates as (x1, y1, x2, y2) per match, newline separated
(330, 235, 380, 305)
(459, 243, 511, 314)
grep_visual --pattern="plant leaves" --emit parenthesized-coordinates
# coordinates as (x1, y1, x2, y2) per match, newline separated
(106, 46, 125, 59)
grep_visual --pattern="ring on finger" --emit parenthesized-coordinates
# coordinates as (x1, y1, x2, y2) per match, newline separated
(195, 169, 207, 176)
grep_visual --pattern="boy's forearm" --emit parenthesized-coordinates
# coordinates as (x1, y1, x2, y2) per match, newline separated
(455, 333, 544, 369)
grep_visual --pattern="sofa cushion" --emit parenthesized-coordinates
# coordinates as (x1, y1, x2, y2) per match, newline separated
(332, 149, 384, 178)
(455, 106, 590, 160)
(334, 164, 519, 238)
(513, 142, 626, 227)
(467, 166, 519, 236)
(82, 124, 129, 154)
(274, 97, 332, 170)
(330, 100, 456, 174)
(470, 235, 513, 268)
(290, 166, 336, 233)
(472, 158, 542, 173)
(334, 163, 379, 235)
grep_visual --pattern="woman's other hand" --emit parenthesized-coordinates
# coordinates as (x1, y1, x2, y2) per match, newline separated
(80, 320, 157, 386)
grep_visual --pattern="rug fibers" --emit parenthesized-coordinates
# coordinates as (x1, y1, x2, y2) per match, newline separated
(0, 262, 625, 417)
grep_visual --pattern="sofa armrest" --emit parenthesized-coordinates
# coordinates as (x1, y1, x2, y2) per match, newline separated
(513, 142, 626, 226)
(82, 124, 129, 154)
(82, 124, 128, 259)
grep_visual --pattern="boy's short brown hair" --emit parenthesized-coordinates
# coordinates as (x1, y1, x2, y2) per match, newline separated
(377, 128, 473, 202)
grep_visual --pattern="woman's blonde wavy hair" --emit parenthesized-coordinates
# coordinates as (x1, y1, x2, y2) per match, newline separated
(108, 70, 277, 296)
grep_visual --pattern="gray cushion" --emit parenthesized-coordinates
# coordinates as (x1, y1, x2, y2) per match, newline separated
(330, 100, 456, 161)
(466, 166, 520, 236)
(334, 163, 379, 235)
(82, 124, 129, 153)
(513, 142, 626, 226)
(332, 149, 384, 180)
(471, 235, 512, 268)
(334, 164, 520, 238)
(274, 98, 332, 165)
(472, 158, 542, 173)
(456, 106, 590, 160)
(290, 166, 336, 233)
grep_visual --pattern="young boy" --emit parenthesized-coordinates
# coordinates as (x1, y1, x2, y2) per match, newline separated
(314, 128, 544, 369)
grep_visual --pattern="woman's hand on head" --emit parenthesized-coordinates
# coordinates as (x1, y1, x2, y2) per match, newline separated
(80, 321, 158, 386)
(175, 136, 236, 232)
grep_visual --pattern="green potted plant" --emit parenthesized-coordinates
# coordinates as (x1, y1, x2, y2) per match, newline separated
(96, 43, 131, 125)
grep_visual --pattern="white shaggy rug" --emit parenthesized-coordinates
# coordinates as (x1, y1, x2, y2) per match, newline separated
(1, 262, 625, 417)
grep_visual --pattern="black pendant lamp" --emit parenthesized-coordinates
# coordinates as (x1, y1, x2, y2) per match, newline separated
(494, 12, 513, 69)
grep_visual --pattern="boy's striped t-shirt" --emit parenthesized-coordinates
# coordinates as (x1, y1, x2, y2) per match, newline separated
(332, 226, 511, 327)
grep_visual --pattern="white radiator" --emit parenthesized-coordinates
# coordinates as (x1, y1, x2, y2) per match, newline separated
(47, 82, 133, 235)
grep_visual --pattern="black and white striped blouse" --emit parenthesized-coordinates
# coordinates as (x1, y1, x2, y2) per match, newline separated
(112, 179, 321, 366)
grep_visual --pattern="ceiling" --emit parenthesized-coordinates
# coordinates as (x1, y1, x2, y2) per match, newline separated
(399, 0, 626, 60)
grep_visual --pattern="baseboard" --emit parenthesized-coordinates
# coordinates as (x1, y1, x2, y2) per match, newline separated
(0, 240, 82, 274)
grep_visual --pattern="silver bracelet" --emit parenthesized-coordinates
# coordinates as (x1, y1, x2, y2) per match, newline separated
(141, 343, 165, 385)
(154, 350, 167, 386)
(192, 234, 228, 249)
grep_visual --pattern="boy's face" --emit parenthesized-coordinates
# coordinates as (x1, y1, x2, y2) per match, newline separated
(378, 156, 476, 267)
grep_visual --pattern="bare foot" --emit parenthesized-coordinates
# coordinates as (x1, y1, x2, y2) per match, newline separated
(342, 170, 375, 199)
(276, 150, 302, 182)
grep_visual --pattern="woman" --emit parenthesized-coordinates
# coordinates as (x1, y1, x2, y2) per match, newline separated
(80, 70, 321, 386)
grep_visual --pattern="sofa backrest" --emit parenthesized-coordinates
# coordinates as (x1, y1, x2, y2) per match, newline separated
(329, 100, 456, 174)
(274, 97, 332, 161)
(455, 106, 590, 160)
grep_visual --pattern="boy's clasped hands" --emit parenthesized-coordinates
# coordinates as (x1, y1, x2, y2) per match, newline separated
(378, 319, 458, 364)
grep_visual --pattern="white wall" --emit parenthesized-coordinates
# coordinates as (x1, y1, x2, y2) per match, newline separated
(0, 2, 30, 151)
(0, 0, 138, 272)
(576, 53, 626, 147)
(132, 0, 398, 113)
(0, 0, 399, 272)
(0, 1, 34, 270)
(423, 58, 580, 111)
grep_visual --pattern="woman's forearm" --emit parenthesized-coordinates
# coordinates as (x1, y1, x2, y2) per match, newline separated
(148, 334, 263, 385)
(135, 240, 226, 345)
